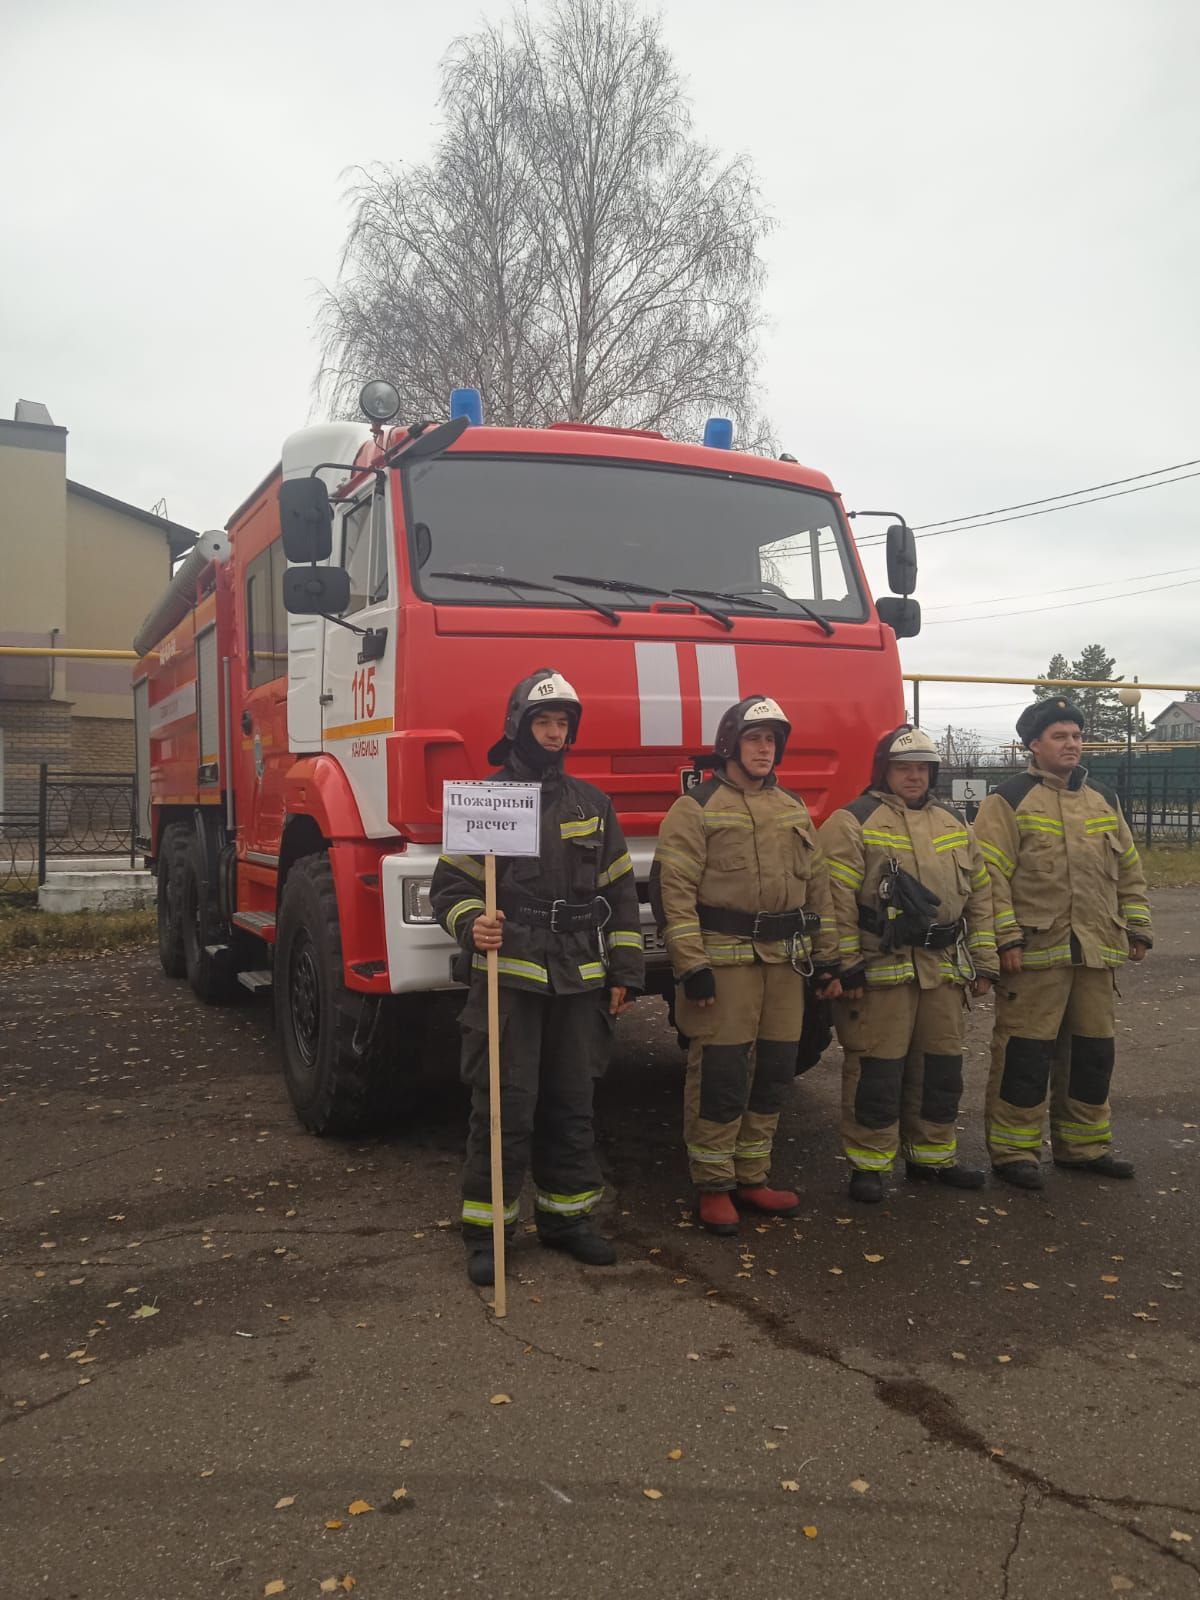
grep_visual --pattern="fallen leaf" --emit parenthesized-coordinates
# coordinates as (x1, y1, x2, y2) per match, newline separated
(667, 1449, 683, 1462)
(722, 1405, 737, 1413)
(957, 1258, 972, 1266)
(764, 1441, 781, 1451)
(1022, 1282, 1039, 1290)
(1043, 1245, 1059, 1254)
(828, 1267, 844, 1276)
(264, 1585, 286, 1597)
(780, 1480, 800, 1492)
(996, 1354, 1012, 1364)
(391, 1488, 408, 1501)
(347, 1499, 373, 1516)
(199, 1469, 215, 1478)
(399, 1439, 413, 1449)
(321, 1584, 339, 1595)
(643, 1488, 663, 1501)
(1110, 1577, 1134, 1593)
(1101, 1275, 1119, 1284)
(490, 1393, 512, 1405)
(864, 1254, 884, 1264)
(274, 1496, 295, 1510)
(803, 1525, 818, 1539)
(952, 1351, 967, 1361)
(686, 1352, 700, 1361)
(324, 1520, 344, 1531)
(850, 1478, 870, 1494)
(341, 1582, 356, 1594)
(1170, 1530, 1193, 1543)
(130, 1304, 159, 1319)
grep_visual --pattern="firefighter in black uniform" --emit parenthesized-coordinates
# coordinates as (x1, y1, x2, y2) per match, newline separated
(431, 670, 645, 1286)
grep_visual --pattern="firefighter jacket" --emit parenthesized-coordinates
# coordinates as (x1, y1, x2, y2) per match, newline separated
(431, 754, 645, 998)
(972, 764, 1153, 970)
(818, 789, 998, 989)
(649, 771, 839, 977)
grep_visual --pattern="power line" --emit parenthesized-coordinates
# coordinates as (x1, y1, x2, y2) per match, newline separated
(854, 465, 1200, 547)
(925, 574, 1200, 626)
(911, 457, 1200, 530)
(924, 563, 1200, 613)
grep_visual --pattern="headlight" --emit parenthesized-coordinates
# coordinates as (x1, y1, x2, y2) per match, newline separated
(402, 879, 435, 924)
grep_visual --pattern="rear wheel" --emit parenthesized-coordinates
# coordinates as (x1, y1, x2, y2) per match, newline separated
(155, 824, 189, 979)
(182, 834, 238, 1003)
(275, 852, 419, 1135)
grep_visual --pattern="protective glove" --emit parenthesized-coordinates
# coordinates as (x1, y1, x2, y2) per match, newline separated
(682, 967, 717, 1002)
(839, 964, 867, 998)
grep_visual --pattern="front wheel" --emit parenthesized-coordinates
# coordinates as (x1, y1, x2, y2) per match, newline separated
(156, 824, 189, 979)
(274, 852, 417, 1135)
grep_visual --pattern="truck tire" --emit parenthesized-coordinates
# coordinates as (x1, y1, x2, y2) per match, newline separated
(181, 835, 239, 1004)
(275, 852, 413, 1135)
(156, 824, 189, 979)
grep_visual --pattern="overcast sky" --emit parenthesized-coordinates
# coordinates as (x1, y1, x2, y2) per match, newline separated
(4, 0, 1197, 742)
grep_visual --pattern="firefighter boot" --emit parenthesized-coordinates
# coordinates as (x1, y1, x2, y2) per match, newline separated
(736, 1185, 801, 1216)
(905, 1162, 986, 1190)
(698, 1191, 740, 1235)
(1054, 1154, 1135, 1180)
(849, 1170, 884, 1204)
(465, 1245, 495, 1287)
(539, 1227, 617, 1266)
(992, 1162, 1045, 1191)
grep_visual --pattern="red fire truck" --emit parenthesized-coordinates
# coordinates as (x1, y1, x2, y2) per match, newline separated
(133, 385, 919, 1133)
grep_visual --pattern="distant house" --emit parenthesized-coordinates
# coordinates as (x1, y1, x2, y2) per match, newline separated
(1145, 701, 1200, 743)
(0, 400, 196, 815)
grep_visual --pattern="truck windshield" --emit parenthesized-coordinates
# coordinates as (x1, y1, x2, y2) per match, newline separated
(403, 456, 868, 622)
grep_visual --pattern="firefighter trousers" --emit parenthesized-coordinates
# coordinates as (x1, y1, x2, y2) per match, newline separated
(675, 961, 804, 1191)
(834, 981, 967, 1172)
(458, 981, 614, 1242)
(987, 965, 1115, 1167)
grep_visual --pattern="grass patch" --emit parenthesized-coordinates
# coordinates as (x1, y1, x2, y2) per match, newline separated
(0, 904, 156, 965)
(1140, 846, 1200, 888)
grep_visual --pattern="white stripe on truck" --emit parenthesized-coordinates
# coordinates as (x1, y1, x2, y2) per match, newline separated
(634, 641, 682, 747)
(695, 644, 740, 744)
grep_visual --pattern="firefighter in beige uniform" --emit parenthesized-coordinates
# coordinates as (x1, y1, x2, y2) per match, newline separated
(973, 698, 1152, 1190)
(650, 697, 842, 1236)
(819, 727, 998, 1203)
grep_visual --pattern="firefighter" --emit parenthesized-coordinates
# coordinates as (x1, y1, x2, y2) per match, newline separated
(973, 698, 1152, 1190)
(650, 696, 842, 1236)
(431, 669, 645, 1285)
(818, 727, 998, 1203)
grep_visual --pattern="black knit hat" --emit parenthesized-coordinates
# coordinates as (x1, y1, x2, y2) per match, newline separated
(1016, 697, 1085, 748)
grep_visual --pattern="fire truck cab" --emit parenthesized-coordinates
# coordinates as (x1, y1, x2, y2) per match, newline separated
(134, 386, 919, 1134)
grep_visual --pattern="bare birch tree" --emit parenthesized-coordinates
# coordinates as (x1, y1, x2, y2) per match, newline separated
(317, 0, 772, 444)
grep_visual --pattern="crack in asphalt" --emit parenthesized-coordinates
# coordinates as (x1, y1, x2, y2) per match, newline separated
(1000, 1484, 1033, 1598)
(615, 1226, 1200, 1576)
(485, 1311, 604, 1374)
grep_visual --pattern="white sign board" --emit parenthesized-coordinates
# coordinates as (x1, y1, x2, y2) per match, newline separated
(951, 778, 989, 804)
(442, 780, 541, 857)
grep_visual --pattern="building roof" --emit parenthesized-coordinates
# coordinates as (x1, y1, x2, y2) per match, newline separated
(66, 479, 197, 563)
(1149, 700, 1200, 724)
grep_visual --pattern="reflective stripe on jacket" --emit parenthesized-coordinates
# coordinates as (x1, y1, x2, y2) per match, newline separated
(972, 764, 1152, 970)
(817, 789, 997, 989)
(649, 771, 839, 976)
(430, 757, 644, 997)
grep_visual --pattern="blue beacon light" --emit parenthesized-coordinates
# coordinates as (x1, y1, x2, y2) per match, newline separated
(450, 387, 484, 426)
(703, 416, 734, 450)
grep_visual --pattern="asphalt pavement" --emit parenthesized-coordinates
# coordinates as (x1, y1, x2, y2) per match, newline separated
(1, 891, 1197, 1599)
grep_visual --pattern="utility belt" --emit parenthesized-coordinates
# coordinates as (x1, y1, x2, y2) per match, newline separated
(498, 889, 611, 935)
(857, 904, 963, 950)
(698, 904, 822, 941)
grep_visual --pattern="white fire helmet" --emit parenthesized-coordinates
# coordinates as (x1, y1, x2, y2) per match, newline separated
(886, 726, 939, 763)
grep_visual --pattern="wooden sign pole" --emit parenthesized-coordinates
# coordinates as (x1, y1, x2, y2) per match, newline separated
(484, 853, 507, 1318)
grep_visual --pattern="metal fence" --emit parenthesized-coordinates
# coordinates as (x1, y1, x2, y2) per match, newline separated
(940, 765, 1200, 846)
(0, 766, 135, 896)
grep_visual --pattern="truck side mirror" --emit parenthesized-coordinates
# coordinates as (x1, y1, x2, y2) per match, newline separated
(283, 565, 351, 616)
(279, 478, 334, 564)
(877, 596, 922, 639)
(885, 522, 917, 596)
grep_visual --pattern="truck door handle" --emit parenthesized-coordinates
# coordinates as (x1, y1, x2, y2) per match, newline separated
(241, 711, 253, 735)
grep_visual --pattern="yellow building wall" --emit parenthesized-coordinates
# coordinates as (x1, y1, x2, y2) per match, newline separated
(65, 492, 173, 719)
(0, 423, 68, 700)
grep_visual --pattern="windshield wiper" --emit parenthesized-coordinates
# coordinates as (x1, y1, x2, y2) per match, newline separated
(711, 583, 835, 637)
(554, 573, 733, 632)
(429, 571, 619, 625)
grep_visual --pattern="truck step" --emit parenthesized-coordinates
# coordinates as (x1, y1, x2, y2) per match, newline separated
(232, 911, 277, 938)
(205, 943, 230, 958)
(237, 969, 274, 993)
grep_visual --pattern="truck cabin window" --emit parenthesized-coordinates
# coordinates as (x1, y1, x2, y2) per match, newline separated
(404, 458, 867, 622)
(342, 492, 389, 615)
(245, 541, 288, 689)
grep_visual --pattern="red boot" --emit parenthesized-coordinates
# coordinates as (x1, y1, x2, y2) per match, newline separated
(736, 1184, 801, 1216)
(698, 1191, 739, 1235)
